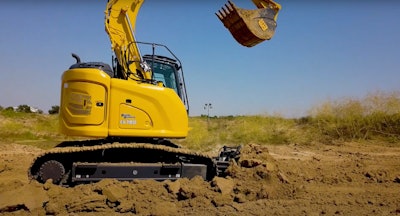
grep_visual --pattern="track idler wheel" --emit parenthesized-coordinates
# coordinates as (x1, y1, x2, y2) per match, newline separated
(39, 160, 66, 184)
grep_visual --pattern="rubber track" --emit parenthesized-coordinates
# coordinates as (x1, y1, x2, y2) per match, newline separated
(28, 142, 216, 183)
(33, 142, 212, 159)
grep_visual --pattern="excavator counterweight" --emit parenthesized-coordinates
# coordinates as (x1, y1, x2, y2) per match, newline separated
(216, 0, 281, 47)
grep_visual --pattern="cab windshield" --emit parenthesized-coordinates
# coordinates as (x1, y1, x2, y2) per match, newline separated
(151, 61, 179, 94)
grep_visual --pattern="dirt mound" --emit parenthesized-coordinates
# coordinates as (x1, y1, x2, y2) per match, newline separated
(0, 144, 293, 215)
(1, 142, 400, 215)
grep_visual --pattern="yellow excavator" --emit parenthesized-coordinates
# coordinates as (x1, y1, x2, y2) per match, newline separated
(29, 0, 280, 185)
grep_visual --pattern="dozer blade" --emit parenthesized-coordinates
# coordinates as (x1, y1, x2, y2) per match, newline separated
(216, 0, 281, 47)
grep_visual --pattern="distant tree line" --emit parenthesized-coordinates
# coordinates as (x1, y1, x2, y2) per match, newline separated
(0, 104, 60, 115)
(48, 105, 60, 114)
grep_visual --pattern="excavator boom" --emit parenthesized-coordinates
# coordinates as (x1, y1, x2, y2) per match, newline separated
(216, 0, 281, 47)
(105, 0, 151, 80)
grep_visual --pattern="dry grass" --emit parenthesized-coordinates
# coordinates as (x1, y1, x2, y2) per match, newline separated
(309, 91, 400, 142)
(176, 116, 306, 151)
(0, 110, 62, 143)
(1, 91, 399, 150)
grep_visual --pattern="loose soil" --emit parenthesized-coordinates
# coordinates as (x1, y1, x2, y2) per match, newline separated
(0, 141, 399, 215)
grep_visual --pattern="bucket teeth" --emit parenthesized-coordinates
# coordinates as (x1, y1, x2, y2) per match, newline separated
(216, 0, 280, 47)
(216, 1, 236, 21)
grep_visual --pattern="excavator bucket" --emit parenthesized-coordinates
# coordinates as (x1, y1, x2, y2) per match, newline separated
(216, 0, 281, 47)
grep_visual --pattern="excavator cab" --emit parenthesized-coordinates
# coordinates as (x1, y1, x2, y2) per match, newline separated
(142, 54, 188, 111)
(216, 0, 281, 47)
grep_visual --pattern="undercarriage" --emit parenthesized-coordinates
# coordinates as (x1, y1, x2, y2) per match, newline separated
(28, 138, 241, 186)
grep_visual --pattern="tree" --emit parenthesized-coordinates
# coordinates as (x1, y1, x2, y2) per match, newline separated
(5, 107, 14, 111)
(17, 104, 32, 113)
(48, 105, 60, 114)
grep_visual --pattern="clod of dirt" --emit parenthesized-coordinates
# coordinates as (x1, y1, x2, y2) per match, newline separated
(0, 182, 48, 214)
(211, 177, 234, 195)
(177, 176, 212, 200)
(211, 194, 232, 207)
(95, 179, 128, 203)
(164, 179, 181, 194)
(0, 179, 24, 194)
(224, 144, 297, 204)
(103, 185, 128, 203)
(277, 171, 290, 183)
(0, 164, 9, 174)
(240, 158, 263, 168)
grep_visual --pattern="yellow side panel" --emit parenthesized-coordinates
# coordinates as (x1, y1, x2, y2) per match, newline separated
(62, 82, 106, 125)
(59, 68, 110, 138)
(119, 104, 152, 129)
(59, 68, 188, 138)
(108, 79, 188, 138)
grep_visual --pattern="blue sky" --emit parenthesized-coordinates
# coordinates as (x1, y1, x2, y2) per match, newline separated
(1, 0, 399, 117)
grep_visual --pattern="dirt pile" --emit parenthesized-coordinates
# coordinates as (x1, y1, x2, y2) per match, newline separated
(1, 142, 400, 215)
(0, 144, 292, 215)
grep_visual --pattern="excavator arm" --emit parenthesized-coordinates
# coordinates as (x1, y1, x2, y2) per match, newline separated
(105, 0, 151, 81)
(216, 0, 281, 47)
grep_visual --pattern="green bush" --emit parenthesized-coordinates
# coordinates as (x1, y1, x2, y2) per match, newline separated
(5, 106, 14, 111)
(48, 105, 60, 114)
(17, 104, 32, 113)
